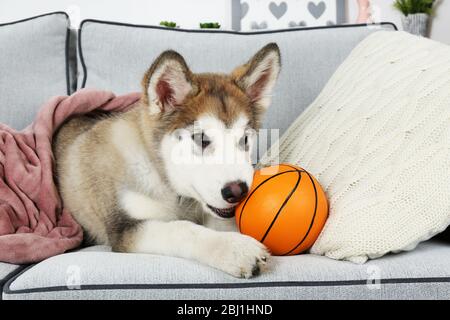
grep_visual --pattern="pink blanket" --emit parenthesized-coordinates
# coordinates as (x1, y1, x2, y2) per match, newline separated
(0, 89, 140, 264)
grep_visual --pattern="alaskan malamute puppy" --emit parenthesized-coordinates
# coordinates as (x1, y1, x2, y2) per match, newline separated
(53, 43, 281, 278)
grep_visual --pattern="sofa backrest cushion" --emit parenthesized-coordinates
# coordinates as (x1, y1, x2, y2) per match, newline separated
(79, 22, 396, 137)
(0, 12, 73, 130)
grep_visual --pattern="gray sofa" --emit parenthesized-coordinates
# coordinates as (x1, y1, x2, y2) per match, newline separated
(1, 12, 449, 300)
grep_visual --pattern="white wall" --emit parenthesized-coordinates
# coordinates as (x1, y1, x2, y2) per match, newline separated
(0, 0, 232, 29)
(346, 0, 450, 44)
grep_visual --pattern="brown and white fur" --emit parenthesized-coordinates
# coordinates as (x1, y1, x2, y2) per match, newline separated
(53, 43, 281, 278)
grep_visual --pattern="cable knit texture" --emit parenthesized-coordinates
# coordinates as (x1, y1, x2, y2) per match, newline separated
(260, 31, 450, 263)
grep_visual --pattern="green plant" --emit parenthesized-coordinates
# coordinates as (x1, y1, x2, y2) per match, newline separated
(199, 22, 221, 29)
(393, 0, 435, 16)
(159, 21, 178, 28)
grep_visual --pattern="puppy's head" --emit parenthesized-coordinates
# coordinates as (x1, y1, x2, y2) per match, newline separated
(142, 43, 281, 219)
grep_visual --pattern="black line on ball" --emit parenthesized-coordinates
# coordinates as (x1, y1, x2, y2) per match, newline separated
(260, 170, 302, 244)
(282, 170, 319, 256)
(238, 170, 299, 231)
(281, 164, 306, 173)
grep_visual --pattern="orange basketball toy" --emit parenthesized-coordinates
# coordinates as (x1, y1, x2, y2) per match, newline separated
(235, 164, 328, 256)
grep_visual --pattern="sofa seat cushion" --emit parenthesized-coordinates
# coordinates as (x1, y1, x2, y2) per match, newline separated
(3, 241, 450, 300)
(0, 263, 19, 279)
(0, 263, 22, 299)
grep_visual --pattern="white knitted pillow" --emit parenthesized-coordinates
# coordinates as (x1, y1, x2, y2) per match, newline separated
(261, 31, 450, 263)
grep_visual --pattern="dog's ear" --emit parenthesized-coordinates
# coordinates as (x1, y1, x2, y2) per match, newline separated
(232, 43, 281, 110)
(142, 50, 194, 114)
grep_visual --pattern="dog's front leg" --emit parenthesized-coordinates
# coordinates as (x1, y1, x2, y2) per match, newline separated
(124, 220, 269, 278)
(202, 214, 238, 232)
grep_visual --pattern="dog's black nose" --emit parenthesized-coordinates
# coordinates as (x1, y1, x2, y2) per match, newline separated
(221, 181, 248, 204)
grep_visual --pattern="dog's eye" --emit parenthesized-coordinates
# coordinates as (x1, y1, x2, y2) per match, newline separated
(191, 132, 211, 149)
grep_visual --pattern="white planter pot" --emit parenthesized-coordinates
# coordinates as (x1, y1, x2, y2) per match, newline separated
(401, 13, 429, 37)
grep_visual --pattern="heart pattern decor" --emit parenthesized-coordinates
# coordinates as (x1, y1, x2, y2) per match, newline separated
(237, 0, 343, 31)
(251, 21, 269, 30)
(241, 2, 249, 19)
(288, 21, 307, 28)
(269, 2, 288, 19)
(308, 1, 326, 19)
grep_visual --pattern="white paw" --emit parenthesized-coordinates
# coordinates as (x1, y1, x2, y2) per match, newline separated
(208, 232, 270, 278)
